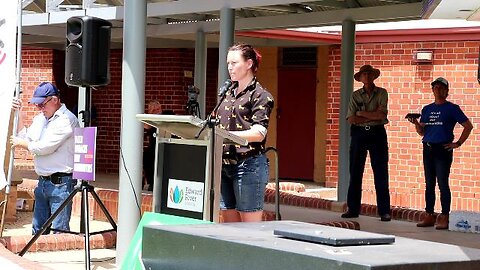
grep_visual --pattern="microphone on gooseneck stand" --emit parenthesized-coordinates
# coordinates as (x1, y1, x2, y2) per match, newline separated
(218, 79, 233, 97)
(195, 79, 233, 139)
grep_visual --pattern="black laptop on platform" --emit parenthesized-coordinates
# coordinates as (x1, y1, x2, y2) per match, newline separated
(274, 226, 395, 247)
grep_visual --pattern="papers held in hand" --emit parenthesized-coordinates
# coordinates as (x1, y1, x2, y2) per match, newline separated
(405, 113, 421, 119)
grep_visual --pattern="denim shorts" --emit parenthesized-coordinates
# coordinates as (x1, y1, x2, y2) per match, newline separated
(220, 154, 269, 212)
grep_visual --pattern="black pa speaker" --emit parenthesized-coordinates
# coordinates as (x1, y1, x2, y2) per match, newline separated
(65, 16, 112, 87)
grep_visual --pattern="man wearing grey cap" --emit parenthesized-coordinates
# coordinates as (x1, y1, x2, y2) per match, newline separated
(11, 82, 79, 234)
(408, 77, 473, 230)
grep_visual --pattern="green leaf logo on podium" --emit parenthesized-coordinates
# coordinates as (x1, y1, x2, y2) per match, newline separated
(169, 186, 184, 204)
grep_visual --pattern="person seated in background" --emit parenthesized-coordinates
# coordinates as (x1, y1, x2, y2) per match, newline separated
(142, 101, 177, 191)
(143, 101, 162, 191)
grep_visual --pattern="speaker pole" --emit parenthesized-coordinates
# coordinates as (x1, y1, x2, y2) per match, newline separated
(79, 86, 91, 234)
(85, 87, 92, 127)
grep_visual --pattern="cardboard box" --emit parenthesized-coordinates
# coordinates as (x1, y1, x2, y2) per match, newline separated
(16, 198, 34, 212)
(449, 211, 480, 233)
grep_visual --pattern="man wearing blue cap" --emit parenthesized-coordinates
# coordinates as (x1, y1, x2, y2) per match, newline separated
(408, 77, 473, 230)
(11, 82, 79, 234)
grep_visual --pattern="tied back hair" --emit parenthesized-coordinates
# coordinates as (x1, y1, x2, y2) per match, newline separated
(228, 43, 262, 73)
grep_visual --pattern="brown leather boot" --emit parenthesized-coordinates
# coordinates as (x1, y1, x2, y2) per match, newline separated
(417, 212, 435, 227)
(435, 214, 449, 230)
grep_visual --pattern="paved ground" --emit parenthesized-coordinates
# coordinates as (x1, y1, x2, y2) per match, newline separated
(22, 249, 117, 270)
(2, 174, 480, 269)
(2, 211, 118, 269)
(4, 204, 480, 269)
(265, 204, 480, 250)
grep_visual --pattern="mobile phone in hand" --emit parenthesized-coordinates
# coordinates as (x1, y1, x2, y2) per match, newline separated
(405, 113, 421, 119)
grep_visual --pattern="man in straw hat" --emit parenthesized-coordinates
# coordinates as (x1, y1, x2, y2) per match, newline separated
(341, 65, 391, 222)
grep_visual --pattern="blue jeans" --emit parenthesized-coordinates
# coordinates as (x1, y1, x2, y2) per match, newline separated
(220, 154, 269, 212)
(32, 175, 76, 234)
(423, 142, 453, 215)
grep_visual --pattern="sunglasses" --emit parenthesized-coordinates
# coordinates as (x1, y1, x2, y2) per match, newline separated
(36, 97, 53, 109)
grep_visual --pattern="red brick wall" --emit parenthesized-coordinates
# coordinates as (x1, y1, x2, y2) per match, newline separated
(50, 48, 219, 173)
(19, 41, 480, 212)
(326, 41, 480, 212)
(91, 48, 201, 173)
(19, 47, 219, 173)
(16, 48, 55, 160)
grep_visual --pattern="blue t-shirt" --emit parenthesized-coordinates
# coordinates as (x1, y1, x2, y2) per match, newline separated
(420, 101, 468, 143)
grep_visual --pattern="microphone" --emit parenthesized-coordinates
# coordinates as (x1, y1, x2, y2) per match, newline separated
(218, 79, 233, 97)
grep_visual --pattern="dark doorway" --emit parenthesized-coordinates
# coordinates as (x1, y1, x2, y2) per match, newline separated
(277, 68, 316, 181)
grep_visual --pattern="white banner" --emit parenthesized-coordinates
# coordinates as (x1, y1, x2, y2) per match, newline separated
(0, 1, 18, 190)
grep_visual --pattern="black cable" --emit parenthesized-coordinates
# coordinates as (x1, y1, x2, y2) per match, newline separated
(119, 145, 142, 216)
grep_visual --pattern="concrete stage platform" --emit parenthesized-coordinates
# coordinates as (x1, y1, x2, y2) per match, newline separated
(142, 220, 480, 270)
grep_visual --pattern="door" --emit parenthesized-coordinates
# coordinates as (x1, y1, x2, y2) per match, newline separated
(277, 68, 316, 181)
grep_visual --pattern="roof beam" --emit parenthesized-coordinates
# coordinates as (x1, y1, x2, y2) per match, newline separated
(309, 0, 348, 9)
(22, 2, 423, 38)
(22, 25, 66, 37)
(23, 1, 422, 26)
(346, 0, 361, 8)
(145, 0, 320, 17)
(78, 0, 330, 20)
(237, 2, 423, 29)
(22, 0, 35, 9)
(83, 0, 96, 9)
(47, 0, 66, 12)
(143, 2, 423, 37)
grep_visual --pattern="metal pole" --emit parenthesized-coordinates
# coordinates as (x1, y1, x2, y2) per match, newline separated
(195, 30, 207, 119)
(77, 87, 87, 128)
(337, 19, 356, 202)
(82, 185, 91, 270)
(217, 7, 234, 97)
(116, 0, 147, 265)
(1, 0, 23, 237)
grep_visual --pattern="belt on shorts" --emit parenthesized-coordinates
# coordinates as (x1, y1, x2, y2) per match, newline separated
(223, 151, 262, 165)
(40, 172, 72, 184)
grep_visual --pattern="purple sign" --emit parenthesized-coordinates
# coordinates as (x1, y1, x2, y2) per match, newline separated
(73, 127, 97, 181)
